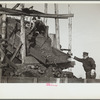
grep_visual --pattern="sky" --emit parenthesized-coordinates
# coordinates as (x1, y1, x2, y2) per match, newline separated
(3, 3, 100, 79)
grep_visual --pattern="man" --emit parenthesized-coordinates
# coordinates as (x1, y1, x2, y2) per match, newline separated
(35, 16, 46, 34)
(73, 52, 96, 79)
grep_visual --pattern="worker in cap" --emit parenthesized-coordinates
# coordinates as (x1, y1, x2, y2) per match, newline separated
(73, 52, 96, 79)
(83, 52, 88, 55)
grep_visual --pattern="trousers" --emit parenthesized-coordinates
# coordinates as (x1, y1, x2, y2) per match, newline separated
(86, 71, 96, 79)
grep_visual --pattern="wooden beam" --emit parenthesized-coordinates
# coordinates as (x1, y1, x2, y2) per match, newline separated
(49, 34, 56, 48)
(10, 42, 22, 61)
(12, 3, 20, 9)
(44, 3, 48, 25)
(0, 47, 3, 82)
(0, 67, 2, 82)
(6, 46, 22, 61)
(68, 4, 72, 72)
(0, 7, 74, 19)
(1, 14, 7, 47)
(45, 26, 49, 38)
(0, 4, 7, 82)
(60, 49, 71, 51)
(54, 4, 60, 50)
(0, 45, 18, 70)
(68, 4, 72, 51)
(20, 4, 26, 64)
(0, 14, 2, 82)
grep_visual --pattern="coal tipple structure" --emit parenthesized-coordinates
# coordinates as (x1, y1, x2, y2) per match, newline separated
(0, 4, 99, 83)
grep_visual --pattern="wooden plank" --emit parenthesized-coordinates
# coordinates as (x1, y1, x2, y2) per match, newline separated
(68, 4, 72, 51)
(56, 78, 60, 83)
(32, 77, 38, 83)
(68, 5, 73, 72)
(0, 7, 74, 19)
(24, 56, 39, 64)
(7, 77, 33, 83)
(0, 68, 2, 83)
(12, 3, 20, 9)
(44, 3, 48, 25)
(86, 79, 100, 83)
(44, 26, 49, 38)
(0, 45, 18, 70)
(60, 78, 68, 83)
(1, 14, 6, 49)
(2, 76, 100, 83)
(49, 34, 56, 48)
(5, 56, 18, 70)
(0, 6, 7, 82)
(55, 4, 60, 50)
(6, 45, 22, 61)
(1, 77, 8, 83)
(29, 47, 46, 64)
(10, 42, 22, 61)
(20, 4, 26, 64)
(68, 78, 84, 83)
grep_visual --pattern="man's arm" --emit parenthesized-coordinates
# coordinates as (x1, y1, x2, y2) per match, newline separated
(90, 58, 96, 76)
(90, 58, 96, 70)
(74, 56, 83, 62)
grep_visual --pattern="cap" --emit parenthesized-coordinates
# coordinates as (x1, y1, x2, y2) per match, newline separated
(83, 52, 88, 55)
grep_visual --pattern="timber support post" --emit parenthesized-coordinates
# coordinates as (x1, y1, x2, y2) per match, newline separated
(20, 4, 26, 64)
(44, 3, 48, 25)
(54, 4, 60, 50)
(0, 4, 7, 82)
(0, 13, 2, 82)
(68, 4, 72, 72)
(68, 4, 72, 52)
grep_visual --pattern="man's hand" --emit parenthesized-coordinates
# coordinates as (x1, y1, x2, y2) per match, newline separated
(91, 69, 96, 76)
(68, 57, 72, 61)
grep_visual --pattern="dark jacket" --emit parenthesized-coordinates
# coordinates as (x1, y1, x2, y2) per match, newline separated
(74, 56, 96, 72)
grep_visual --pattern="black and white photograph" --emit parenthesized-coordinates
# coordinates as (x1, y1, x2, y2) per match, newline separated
(0, 1, 100, 99)
(0, 2, 100, 83)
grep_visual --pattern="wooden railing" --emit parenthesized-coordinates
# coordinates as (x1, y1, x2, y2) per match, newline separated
(1, 77, 100, 83)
